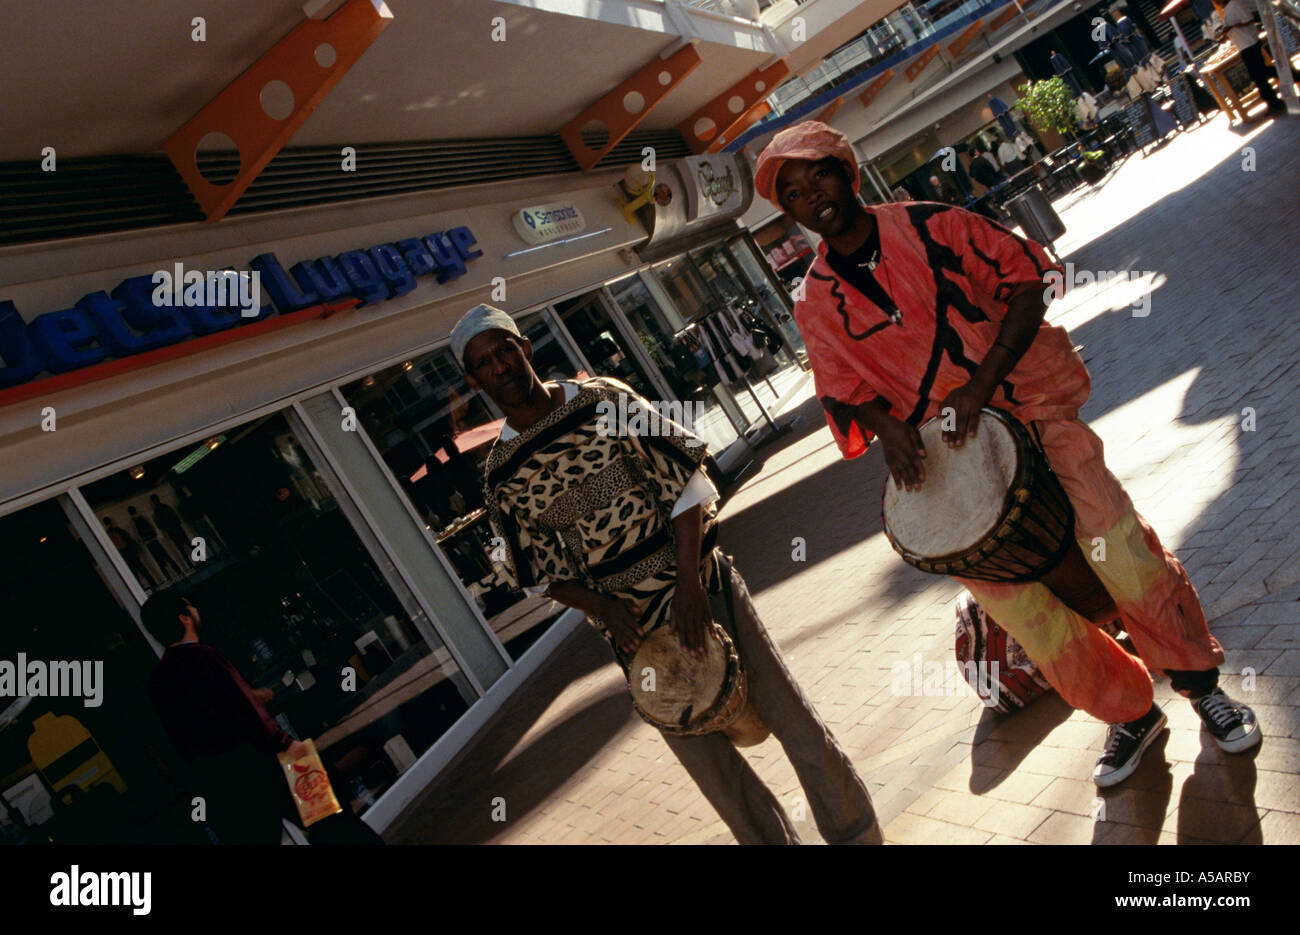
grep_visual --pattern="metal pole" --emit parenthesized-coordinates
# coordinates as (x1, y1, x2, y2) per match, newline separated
(863, 158, 892, 203)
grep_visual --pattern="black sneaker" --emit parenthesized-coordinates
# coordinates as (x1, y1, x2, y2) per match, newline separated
(1191, 688, 1262, 753)
(1093, 704, 1167, 788)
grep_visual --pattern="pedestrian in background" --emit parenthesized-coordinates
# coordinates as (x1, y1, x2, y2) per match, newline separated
(1214, 0, 1287, 115)
(929, 174, 960, 204)
(144, 592, 383, 844)
(996, 134, 1027, 174)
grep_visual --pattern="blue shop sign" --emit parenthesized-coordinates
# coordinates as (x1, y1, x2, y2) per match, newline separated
(0, 225, 483, 389)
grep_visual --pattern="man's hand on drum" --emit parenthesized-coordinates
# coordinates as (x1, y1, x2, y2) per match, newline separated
(938, 379, 993, 448)
(596, 594, 645, 656)
(878, 418, 927, 492)
(671, 573, 712, 660)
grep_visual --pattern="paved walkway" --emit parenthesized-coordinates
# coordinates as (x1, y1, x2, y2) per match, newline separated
(388, 111, 1300, 845)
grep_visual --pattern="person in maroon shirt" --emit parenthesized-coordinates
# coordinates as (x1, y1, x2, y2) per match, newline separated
(145, 593, 308, 844)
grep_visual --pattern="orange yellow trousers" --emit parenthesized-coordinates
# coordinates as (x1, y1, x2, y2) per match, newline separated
(958, 419, 1224, 724)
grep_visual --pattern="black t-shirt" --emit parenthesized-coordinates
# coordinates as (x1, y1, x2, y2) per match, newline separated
(824, 221, 901, 323)
(968, 155, 999, 188)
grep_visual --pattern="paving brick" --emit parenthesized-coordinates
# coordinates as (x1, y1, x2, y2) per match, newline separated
(981, 770, 1056, 805)
(1212, 624, 1281, 650)
(904, 786, 951, 817)
(1259, 810, 1300, 843)
(1018, 743, 1110, 778)
(884, 812, 995, 845)
(1262, 650, 1300, 677)
(1251, 736, 1300, 775)
(1027, 811, 1105, 845)
(1030, 777, 1101, 817)
(973, 801, 1054, 839)
(1163, 801, 1263, 844)
(1094, 785, 1176, 829)
(927, 791, 994, 827)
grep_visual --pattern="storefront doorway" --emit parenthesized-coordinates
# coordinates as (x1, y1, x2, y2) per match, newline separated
(723, 233, 808, 370)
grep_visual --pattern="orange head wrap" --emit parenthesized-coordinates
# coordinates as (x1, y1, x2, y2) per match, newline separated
(753, 120, 860, 207)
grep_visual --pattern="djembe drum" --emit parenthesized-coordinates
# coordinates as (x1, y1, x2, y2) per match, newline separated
(882, 407, 1116, 623)
(627, 623, 770, 747)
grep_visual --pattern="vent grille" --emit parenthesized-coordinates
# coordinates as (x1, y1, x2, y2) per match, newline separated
(0, 130, 691, 248)
(0, 154, 202, 247)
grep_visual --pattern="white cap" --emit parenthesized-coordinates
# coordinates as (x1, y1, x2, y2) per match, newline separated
(450, 304, 522, 366)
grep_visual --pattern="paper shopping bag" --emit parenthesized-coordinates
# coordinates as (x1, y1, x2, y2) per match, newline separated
(277, 739, 343, 827)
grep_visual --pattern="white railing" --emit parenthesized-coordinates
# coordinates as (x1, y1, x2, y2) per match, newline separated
(766, 0, 1016, 116)
(678, 0, 763, 20)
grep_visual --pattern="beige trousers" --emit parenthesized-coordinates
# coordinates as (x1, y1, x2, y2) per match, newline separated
(659, 551, 881, 845)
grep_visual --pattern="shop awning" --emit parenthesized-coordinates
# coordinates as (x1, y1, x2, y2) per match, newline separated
(774, 247, 813, 271)
(409, 419, 505, 481)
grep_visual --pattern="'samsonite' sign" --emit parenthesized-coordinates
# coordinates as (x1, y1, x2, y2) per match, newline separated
(512, 202, 585, 246)
(0, 226, 483, 389)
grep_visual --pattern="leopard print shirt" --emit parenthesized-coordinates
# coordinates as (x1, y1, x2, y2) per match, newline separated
(483, 377, 721, 648)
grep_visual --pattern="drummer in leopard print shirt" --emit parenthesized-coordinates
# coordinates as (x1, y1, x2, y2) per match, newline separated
(451, 304, 881, 845)
(755, 120, 1260, 787)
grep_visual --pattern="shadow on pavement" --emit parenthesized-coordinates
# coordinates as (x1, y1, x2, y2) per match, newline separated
(1174, 742, 1263, 845)
(1092, 732, 1176, 844)
(386, 625, 635, 844)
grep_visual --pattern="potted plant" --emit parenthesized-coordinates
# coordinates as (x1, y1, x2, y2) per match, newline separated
(1015, 77, 1081, 137)
(1078, 149, 1108, 184)
(1016, 78, 1111, 185)
(1015, 77, 1081, 140)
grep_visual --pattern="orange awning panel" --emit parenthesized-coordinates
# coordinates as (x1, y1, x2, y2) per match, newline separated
(161, 0, 393, 221)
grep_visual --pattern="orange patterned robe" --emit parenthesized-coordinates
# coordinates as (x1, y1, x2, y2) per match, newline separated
(795, 202, 1223, 723)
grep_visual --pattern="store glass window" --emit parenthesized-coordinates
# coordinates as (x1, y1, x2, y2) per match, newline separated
(520, 309, 588, 384)
(691, 244, 805, 409)
(758, 219, 815, 292)
(654, 257, 769, 428)
(0, 499, 207, 843)
(82, 412, 473, 819)
(725, 235, 807, 361)
(654, 257, 756, 427)
(338, 310, 576, 662)
(553, 290, 660, 400)
(653, 256, 714, 324)
(606, 274, 739, 456)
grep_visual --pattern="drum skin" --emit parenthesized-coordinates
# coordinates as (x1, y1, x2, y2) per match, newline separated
(881, 407, 1075, 582)
(627, 624, 769, 746)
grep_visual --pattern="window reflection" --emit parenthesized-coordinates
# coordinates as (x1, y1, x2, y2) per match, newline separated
(82, 412, 471, 821)
(607, 275, 740, 457)
(340, 310, 578, 662)
(0, 500, 207, 844)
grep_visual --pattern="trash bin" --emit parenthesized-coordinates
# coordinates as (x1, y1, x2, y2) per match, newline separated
(1005, 184, 1066, 249)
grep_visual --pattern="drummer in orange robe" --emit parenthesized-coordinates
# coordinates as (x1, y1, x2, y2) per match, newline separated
(755, 121, 1260, 787)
